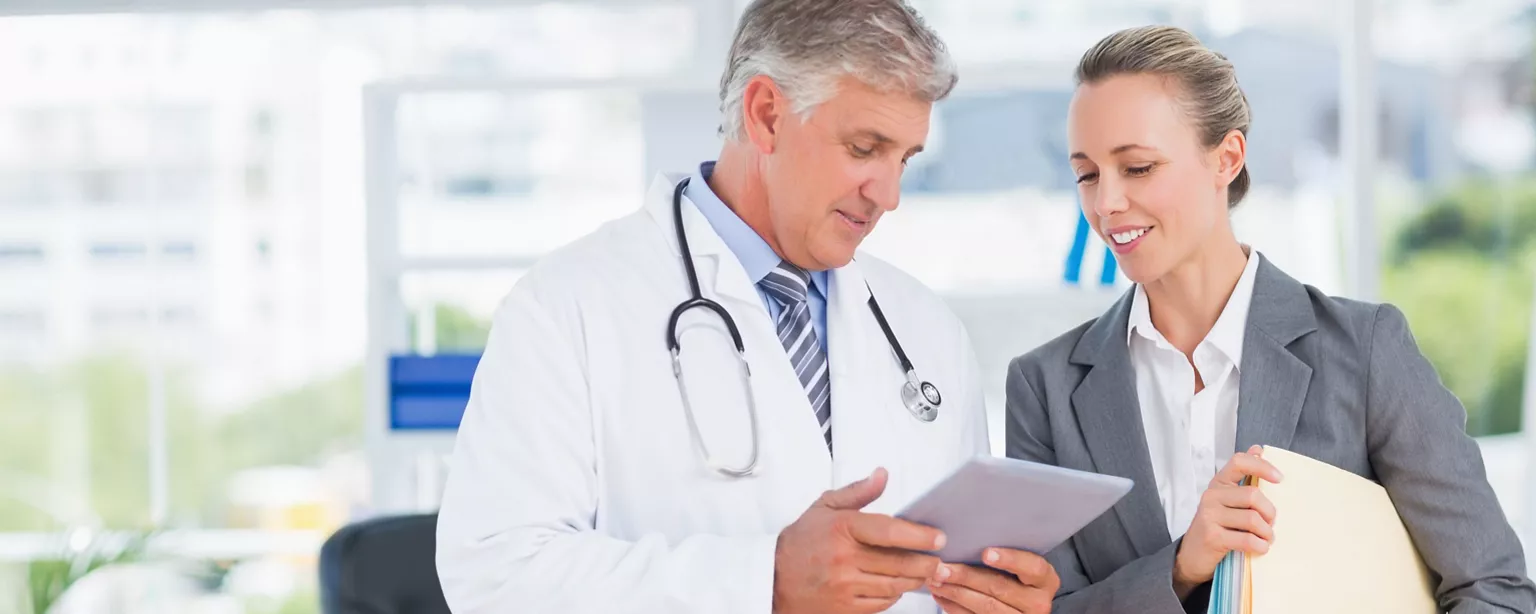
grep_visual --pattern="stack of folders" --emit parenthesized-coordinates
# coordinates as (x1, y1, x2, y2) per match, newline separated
(1205, 446, 1438, 614)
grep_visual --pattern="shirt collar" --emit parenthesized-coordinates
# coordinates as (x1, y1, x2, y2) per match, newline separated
(1206, 248, 1261, 368)
(1127, 247, 1263, 370)
(685, 161, 829, 296)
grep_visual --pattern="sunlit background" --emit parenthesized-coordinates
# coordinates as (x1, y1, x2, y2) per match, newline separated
(1, 0, 1534, 612)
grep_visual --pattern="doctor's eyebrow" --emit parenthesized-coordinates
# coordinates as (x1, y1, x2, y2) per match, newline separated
(846, 129, 925, 156)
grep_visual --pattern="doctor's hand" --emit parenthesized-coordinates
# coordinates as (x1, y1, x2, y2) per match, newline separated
(928, 548, 1058, 614)
(1173, 445, 1283, 600)
(773, 467, 946, 614)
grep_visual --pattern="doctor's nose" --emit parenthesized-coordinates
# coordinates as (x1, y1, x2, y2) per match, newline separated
(862, 162, 904, 212)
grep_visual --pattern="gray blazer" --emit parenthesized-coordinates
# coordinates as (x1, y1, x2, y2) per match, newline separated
(1005, 255, 1536, 613)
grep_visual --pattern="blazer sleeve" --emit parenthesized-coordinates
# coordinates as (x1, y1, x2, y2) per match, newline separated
(1004, 356, 1192, 614)
(1365, 304, 1536, 613)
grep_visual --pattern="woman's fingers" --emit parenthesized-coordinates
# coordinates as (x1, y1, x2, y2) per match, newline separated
(1216, 525, 1272, 555)
(1212, 451, 1284, 487)
(1208, 485, 1277, 525)
(1212, 506, 1274, 542)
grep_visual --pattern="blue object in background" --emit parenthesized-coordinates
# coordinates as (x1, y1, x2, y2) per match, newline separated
(1099, 242, 1119, 286)
(389, 354, 481, 430)
(1064, 211, 1117, 287)
(389, 206, 1117, 432)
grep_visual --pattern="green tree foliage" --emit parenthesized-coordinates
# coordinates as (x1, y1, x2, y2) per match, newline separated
(0, 305, 489, 532)
(1385, 176, 1536, 436)
(409, 304, 494, 352)
(0, 356, 205, 531)
(0, 366, 59, 531)
(1384, 248, 1534, 436)
(211, 367, 364, 477)
(1391, 178, 1536, 261)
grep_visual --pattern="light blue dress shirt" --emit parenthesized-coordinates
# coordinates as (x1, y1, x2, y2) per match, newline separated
(686, 161, 830, 353)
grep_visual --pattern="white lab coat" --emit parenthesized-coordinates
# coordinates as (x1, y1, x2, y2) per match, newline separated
(436, 173, 990, 614)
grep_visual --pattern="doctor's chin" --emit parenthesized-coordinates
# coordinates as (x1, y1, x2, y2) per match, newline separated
(5, 1, 1536, 614)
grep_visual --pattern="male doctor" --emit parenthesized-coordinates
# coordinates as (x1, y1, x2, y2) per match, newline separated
(435, 1, 1058, 613)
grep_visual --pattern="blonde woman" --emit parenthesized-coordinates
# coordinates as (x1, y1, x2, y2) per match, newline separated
(996, 26, 1535, 614)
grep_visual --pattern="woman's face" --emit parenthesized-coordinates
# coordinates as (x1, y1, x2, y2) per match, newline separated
(1066, 73, 1245, 285)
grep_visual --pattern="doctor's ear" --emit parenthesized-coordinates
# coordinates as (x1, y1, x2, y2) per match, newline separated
(741, 75, 785, 154)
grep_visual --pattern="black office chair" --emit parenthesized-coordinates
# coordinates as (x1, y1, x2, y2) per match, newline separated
(319, 514, 451, 614)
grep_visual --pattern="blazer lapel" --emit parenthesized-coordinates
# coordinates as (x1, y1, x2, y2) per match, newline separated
(1235, 257, 1319, 451)
(1069, 291, 1171, 558)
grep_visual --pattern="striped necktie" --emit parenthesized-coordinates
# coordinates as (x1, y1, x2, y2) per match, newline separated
(759, 261, 833, 453)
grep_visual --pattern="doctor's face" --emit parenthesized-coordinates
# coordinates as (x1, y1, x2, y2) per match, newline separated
(763, 77, 930, 271)
(1067, 73, 1238, 285)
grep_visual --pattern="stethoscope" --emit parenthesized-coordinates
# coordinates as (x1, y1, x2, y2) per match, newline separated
(665, 177, 941, 478)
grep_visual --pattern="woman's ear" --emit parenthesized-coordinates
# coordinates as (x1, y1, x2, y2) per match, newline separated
(741, 75, 785, 155)
(1215, 129, 1247, 189)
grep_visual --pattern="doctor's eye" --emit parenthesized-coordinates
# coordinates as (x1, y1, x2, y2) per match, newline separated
(848, 144, 875, 159)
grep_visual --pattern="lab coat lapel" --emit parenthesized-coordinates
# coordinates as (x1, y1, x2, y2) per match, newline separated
(825, 261, 882, 487)
(643, 173, 829, 480)
(642, 174, 769, 318)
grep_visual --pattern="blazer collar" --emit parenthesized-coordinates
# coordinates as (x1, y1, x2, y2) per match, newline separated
(1069, 253, 1316, 368)
(1063, 253, 1319, 557)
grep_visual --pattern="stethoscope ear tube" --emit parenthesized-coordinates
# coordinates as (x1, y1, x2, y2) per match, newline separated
(867, 282, 941, 421)
(672, 178, 701, 300)
(864, 291, 916, 374)
(666, 177, 744, 354)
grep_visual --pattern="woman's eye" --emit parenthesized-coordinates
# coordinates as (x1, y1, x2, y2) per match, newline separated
(1075, 172, 1099, 184)
(1126, 164, 1154, 177)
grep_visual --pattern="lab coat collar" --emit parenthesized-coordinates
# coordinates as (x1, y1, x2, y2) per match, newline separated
(644, 172, 872, 317)
(645, 172, 877, 481)
(645, 172, 727, 258)
(644, 172, 766, 316)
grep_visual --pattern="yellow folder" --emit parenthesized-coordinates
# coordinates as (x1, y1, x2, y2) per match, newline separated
(1209, 446, 1438, 614)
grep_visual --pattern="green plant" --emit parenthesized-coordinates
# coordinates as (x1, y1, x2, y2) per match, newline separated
(1383, 248, 1535, 435)
(242, 588, 320, 614)
(1391, 175, 1536, 263)
(1383, 174, 1536, 438)
(25, 530, 153, 614)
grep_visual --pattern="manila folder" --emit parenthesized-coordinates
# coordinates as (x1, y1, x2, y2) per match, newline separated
(1249, 446, 1437, 614)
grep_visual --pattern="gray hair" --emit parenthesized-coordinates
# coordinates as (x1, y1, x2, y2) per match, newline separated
(1077, 25, 1253, 208)
(718, 0, 957, 141)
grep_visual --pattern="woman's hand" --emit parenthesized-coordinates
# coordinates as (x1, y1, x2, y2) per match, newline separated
(1172, 445, 1283, 599)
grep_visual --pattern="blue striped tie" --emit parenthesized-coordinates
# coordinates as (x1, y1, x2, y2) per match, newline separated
(759, 261, 833, 453)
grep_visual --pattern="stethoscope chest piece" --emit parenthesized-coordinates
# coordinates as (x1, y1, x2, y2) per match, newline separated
(901, 375, 941, 422)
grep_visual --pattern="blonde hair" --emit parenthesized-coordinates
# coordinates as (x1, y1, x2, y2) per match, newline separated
(1077, 25, 1252, 208)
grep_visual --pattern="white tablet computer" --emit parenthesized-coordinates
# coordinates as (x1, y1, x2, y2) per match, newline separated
(894, 456, 1134, 565)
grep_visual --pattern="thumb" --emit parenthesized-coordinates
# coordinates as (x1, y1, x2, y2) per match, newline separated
(819, 467, 889, 510)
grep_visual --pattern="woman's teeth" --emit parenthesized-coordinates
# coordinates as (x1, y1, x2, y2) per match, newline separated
(1111, 228, 1149, 245)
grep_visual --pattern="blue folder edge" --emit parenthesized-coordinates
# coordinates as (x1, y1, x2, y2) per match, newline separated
(1207, 476, 1257, 613)
(1206, 550, 1247, 614)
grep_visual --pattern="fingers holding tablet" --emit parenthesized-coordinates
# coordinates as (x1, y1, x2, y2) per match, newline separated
(928, 548, 1057, 614)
